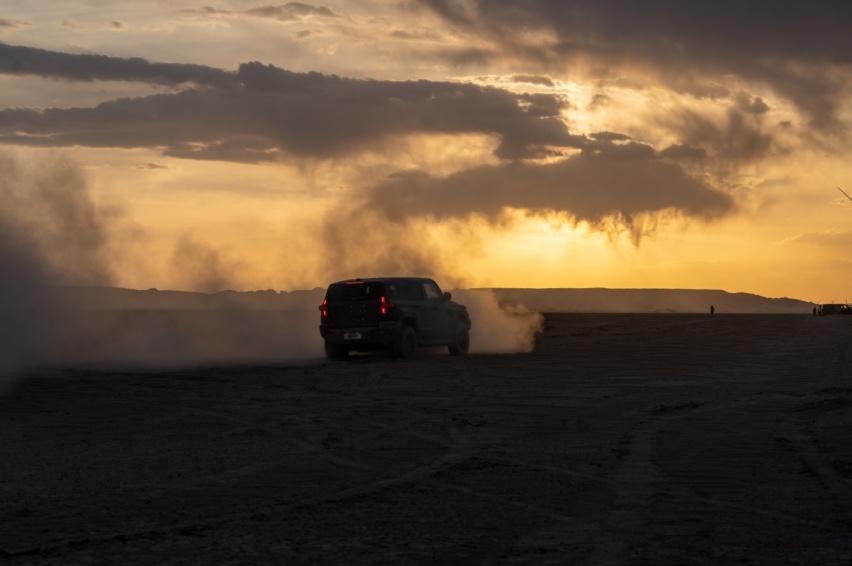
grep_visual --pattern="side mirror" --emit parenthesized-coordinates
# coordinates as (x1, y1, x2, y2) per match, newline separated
(443, 291, 452, 301)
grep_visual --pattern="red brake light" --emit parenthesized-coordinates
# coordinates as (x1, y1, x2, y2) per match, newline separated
(380, 295, 394, 315)
(320, 299, 328, 317)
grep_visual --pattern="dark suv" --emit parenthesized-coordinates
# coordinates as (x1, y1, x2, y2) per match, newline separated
(318, 277, 471, 360)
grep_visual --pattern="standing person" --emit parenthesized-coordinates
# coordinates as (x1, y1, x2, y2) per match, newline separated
(813, 306, 817, 316)
(710, 305, 715, 315)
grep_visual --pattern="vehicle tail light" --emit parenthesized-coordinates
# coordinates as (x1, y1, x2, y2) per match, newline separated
(380, 295, 394, 315)
(319, 299, 328, 317)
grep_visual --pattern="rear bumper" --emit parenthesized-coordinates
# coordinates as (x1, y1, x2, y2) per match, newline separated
(319, 322, 401, 347)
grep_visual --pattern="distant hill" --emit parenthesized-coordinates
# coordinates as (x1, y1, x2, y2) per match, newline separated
(487, 288, 812, 314)
(44, 286, 815, 314)
(47, 286, 327, 311)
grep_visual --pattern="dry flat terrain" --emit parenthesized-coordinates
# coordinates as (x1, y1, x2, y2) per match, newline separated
(2, 313, 851, 564)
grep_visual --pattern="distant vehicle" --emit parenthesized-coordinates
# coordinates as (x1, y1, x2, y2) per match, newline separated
(318, 277, 471, 360)
(821, 303, 852, 315)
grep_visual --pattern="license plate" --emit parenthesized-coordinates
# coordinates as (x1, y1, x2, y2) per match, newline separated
(343, 332, 362, 340)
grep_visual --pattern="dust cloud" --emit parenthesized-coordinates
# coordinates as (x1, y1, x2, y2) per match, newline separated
(317, 195, 543, 354)
(0, 153, 324, 388)
(43, 308, 324, 369)
(0, 152, 116, 386)
(318, 202, 481, 290)
(34, 288, 539, 368)
(452, 289, 543, 354)
(316, 186, 544, 354)
(0, 152, 543, 389)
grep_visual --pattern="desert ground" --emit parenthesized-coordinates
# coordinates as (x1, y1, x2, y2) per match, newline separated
(2, 313, 851, 564)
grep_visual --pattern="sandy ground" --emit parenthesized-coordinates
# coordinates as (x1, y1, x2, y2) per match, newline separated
(2, 313, 851, 564)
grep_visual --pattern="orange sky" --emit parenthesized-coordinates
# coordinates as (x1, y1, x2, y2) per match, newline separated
(1, 2, 852, 301)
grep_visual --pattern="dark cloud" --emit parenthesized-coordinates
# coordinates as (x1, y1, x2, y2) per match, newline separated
(0, 43, 234, 87)
(511, 74, 555, 87)
(314, 145, 730, 285)
(244, 3, 340, 20)
(316, 139, 734, 280)
(0, 44, 739, 241)
(662, 106, 774, 165)
(419, 1, 852, 65)
(0, 52, 583, 161)
(590, 131, 631, 142)
(164, 137, 281, 164)
(585, 140, 657, 161)
(660, 144, 707, 162)
(417, 0, 852, 129)
(193, 3, 340, 22)
(235, 62, 580, 160)
(364, 149, 734, 240)
(734, 92, 770, 115)
(678, 82, 731, 101)
(517, 92, 568, 116)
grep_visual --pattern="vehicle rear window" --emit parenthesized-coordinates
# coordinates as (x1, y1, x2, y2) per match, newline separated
(385, 283, 401, 299)
(326, 282, 387, 301)
(400, 281, 423, 300)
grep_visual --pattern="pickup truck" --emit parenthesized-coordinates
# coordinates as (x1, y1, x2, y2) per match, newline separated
(318, 277, 471, 360)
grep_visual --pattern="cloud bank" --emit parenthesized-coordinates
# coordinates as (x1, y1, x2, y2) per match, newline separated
(0, 42, 738, 241)
(417, 0, 852, 129)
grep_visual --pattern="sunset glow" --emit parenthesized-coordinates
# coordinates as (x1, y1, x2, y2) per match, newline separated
(2, 2, 852, 300)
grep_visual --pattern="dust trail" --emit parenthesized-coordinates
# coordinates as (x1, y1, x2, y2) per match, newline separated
(0, 152, 116, 388)
(0, 150, 539, 388)
(42, 306, 324, 369)
(0, 153, 326, 389)
(42, 287, 535, 366)
(451, 289, 543, 353)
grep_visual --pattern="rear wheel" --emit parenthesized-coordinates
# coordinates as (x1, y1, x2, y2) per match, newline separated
(324, 341, 349, 360)
(448, 323, 470, 356)
(393, 326, 418, 360)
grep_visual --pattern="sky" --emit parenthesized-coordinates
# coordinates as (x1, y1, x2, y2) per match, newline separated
(1, 1, 851, 301)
